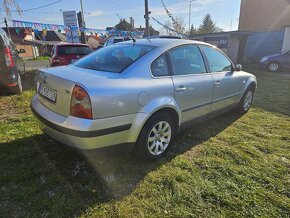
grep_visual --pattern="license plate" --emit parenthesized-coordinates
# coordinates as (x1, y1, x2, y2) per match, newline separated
(38, 84, 57, 103)
(71, 59, 78, 63)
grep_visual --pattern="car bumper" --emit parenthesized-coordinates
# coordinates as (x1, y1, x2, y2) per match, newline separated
(31, 95, 148, 149)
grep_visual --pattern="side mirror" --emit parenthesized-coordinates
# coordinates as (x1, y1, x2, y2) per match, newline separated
(19, 49, 26, 54)
(235, 64, 242, 71)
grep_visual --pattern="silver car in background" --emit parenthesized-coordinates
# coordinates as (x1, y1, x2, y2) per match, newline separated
(31, 39, 257, 160)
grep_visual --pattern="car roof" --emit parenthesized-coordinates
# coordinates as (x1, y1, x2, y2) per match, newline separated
(119, 38, 212, 48)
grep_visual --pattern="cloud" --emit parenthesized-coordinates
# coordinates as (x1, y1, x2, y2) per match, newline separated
(87, 10, 105, 18)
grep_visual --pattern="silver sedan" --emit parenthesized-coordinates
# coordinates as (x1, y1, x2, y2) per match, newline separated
(31, 39, 257, 160)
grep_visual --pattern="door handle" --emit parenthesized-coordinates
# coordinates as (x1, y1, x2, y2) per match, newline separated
(214, 80, 221, 86)
(175, 86, 187, 92)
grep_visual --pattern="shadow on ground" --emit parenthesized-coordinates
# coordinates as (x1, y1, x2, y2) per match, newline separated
(0, 110, 241, 217)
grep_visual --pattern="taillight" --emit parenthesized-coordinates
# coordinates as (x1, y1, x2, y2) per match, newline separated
(3, 47, 14, 67)
(52, 58, 60, 63)
(70, 85, 92, 119)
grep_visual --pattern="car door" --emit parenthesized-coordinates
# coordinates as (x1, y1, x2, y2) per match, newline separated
(200, 45, 244, 112)
(168, 45, 214, 123)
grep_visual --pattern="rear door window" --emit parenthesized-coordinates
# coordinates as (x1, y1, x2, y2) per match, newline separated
(169, 45, 206, 75)
(57, 46, 93, 55)
(151, 54, 169, 77)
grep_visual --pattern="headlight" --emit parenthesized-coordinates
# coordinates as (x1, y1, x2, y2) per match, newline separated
(261, 57, 269, 62)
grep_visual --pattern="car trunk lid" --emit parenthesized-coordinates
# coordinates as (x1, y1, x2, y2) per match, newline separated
(35, 65, 120, 117)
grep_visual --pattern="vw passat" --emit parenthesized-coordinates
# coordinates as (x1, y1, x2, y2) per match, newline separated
(31, 39, 257, 160)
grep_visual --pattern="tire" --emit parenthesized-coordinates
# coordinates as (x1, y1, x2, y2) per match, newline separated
(237, 86, 255, 114)
(268, 62, 280, 72)
(9, 73, 23, 95)
(135, 113, 176, 160)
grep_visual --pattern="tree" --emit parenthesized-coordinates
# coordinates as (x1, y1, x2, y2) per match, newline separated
(188, 24, 197, 36)
(172, 17, 186, 34)
(115, 19, 134, 31)
(198, 13, 222, 34)
(162, 17, 186, 36)
(2, 0, 21, 16)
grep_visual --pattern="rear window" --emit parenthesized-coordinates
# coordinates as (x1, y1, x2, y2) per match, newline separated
(57, 45, 93, 55)
(75, 44, 156, 73)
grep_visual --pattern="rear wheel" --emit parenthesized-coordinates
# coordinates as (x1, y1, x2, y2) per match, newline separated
(268, 62, 280, 72)
(135, 113, 176, 160)
(9, 73, 23, 95)
(237, 87, 254, 114)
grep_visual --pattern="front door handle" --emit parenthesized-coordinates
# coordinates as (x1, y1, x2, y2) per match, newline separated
(175, 86, 187, 92)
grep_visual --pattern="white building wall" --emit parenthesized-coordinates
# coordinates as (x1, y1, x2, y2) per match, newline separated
(282, 27, 290, 53)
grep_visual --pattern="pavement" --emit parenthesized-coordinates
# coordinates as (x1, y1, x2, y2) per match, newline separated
(25, 60, 50, 71)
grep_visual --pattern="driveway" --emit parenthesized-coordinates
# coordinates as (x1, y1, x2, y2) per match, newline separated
(25, 60, 49, 71)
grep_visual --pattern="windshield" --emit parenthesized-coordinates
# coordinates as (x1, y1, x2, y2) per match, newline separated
(75, 43, 156, 73)
(58, 45, 93, 55)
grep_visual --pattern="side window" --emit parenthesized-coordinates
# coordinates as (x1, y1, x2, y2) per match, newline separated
(201, 46, 232, 72)
(151, 54, 169, 77)
(169, 45, 206, 75)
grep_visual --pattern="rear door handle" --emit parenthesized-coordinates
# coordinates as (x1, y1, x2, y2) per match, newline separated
(175, 86, 187, 92)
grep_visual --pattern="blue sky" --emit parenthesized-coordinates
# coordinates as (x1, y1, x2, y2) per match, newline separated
(0, 0, 241, 32)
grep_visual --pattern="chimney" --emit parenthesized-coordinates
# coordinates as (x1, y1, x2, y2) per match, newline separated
(130, 17, 134, 28)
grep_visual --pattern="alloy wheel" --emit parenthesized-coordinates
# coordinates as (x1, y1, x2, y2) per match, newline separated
(243, 90, 253, 111)
(147, 121, 172, 156)
(269, 63, 279, 72)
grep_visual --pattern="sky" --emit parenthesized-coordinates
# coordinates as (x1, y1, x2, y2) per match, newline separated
(0, 0, 241, 32)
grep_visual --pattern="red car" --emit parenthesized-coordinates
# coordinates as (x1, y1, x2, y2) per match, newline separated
(49, 43, 93, 67)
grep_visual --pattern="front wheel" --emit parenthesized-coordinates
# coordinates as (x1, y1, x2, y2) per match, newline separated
(237, 87, 254, 114)
(268, 62, 280, 72)
(135, 113, 176, 160)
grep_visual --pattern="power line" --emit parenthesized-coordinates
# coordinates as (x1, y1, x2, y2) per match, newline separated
(11, 0, 63, 12)
(160, 0, 176, 23)
(151, 16, 188, 37)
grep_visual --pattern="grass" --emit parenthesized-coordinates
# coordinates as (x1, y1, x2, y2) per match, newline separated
(26, 56, 49, 61)
(0, 67, 289, 217)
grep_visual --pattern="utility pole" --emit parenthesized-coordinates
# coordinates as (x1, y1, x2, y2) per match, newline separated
(80, 0, 86, 43)
(144, 0, 150, 37)
(188, 0, 196, 31)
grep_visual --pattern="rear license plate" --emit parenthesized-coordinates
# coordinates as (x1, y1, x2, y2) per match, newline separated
(38, 84, 57, 103)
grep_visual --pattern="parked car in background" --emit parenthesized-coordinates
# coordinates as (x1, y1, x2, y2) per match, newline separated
(0, 28, 26, 94)
(31, 39, 257, 160)
(103, 36, 132, 47)
(49, 43, 93, 67)
(259, 50, 290, 72)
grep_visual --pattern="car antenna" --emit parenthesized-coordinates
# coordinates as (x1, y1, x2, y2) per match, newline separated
(129, 32, 136, 43)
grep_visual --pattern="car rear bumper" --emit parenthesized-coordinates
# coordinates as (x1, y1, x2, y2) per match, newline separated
(31, 95, 147, 149)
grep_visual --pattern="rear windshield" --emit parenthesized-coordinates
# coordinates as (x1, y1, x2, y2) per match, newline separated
(58, 45, 93, 55)
(75, 44, 156, 73)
